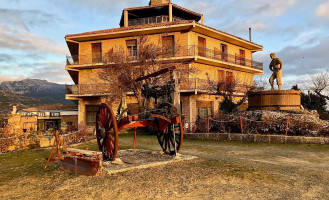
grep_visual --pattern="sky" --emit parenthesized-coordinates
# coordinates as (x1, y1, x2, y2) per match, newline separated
(0, 0, 328, 89)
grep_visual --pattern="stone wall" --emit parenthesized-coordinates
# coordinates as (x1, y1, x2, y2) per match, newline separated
(184, 133, 329, 145)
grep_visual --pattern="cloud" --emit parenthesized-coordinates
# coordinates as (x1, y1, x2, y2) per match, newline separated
(0, 54, 14, 62)
(0, 75, 27, 83)
(28, 62, 72, 83)
(277, 36, 329, 76)
(316, 2, 329, 19)
(0, 8, 61, 30)
(0, 23, 67, 55)
(248, 0, 298, 17)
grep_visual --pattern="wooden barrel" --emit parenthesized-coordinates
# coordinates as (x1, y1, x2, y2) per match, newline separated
(248, 90, 301, 110)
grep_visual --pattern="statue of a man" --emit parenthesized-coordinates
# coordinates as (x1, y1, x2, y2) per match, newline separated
(269, 53, 283, 90)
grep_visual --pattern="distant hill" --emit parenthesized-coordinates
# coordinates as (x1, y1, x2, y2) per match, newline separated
(0, 79, 71, 105)
(0, 89, 42, 110)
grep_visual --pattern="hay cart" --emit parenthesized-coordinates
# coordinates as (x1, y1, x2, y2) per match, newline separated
(96, 66, 184, 161)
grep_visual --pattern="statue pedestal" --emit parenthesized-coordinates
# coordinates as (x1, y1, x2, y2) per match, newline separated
(248, 90, 301, 111)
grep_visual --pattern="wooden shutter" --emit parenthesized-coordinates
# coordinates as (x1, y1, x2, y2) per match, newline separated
(198, 37, 206, 56)
(162, 35, 174, 57)
(91, 43, 102, 63)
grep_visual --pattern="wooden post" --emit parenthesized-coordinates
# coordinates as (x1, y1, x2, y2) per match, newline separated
(169, 4, 173, 22)
(240, 117, 243, 134)
(207, 117, 210, 133)
(24, 131, 28, 150)
(285, 116, 290, 136)
(133, 127, 136, 151)
(124, 10, 128, 27)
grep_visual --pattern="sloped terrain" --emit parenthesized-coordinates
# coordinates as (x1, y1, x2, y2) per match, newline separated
(0, 89, 41, 110)
(0, 79, 71, 105)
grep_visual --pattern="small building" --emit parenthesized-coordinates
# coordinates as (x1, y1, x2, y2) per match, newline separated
(8, 104, 78, 133)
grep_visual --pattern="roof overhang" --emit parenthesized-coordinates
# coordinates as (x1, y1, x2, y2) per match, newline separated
(66, 22, 262, 51)
(66, 23, 194, 42)
(191, 24, 263, 51)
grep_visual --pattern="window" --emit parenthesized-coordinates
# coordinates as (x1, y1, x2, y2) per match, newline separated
(91, 43, 102, 64)
(162, 35, 175, 57)
(217, 70, 225, 91)
(198, 37, 206, 57)
(126, 39, 137, 59)
(86, 105, 99, 126)
(220, 44, 228, 61)
(197, 101, 213, 119)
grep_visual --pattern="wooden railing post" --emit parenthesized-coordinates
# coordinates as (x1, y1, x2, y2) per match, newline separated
(285, 116, 290, 136)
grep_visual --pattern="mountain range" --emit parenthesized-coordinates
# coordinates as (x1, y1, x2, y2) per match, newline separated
(0, 79, 72, 113)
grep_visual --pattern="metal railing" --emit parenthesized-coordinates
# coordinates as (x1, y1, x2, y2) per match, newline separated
(188, 45, 263, 70)
(66, 79, 250, 96)
(128, 15, 183, 26)
(180, 78, 248, 93)
(66, 84, 116, 96)
(66, 45, 263, 70)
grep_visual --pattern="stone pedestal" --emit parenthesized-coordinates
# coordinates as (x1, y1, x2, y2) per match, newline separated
(248, 90, 301, 110)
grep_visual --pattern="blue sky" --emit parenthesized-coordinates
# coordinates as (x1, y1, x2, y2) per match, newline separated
(0, 0, 328, 89)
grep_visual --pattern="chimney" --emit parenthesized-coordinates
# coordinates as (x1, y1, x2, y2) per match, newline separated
(12, 106, 17, 114)
(149, 0, 170, 6)
(249, 28, 252, 42)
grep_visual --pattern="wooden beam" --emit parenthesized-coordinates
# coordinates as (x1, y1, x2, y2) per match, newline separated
(169, 3, 173, 22)
(124, 10, 128, 27)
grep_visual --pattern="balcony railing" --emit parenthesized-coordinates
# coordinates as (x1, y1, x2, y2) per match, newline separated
(66, 79, 250, 96)
(180, 78, 248, 93)
(66, 84, 116, 96)
(189, 45, 263, 70)
(128, 15, 183, 26)
(66, 45, 263, 70)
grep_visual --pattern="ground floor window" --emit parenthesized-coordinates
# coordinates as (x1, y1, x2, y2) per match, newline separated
(86, 105, 99, 126)
(197, 101, 213, 119)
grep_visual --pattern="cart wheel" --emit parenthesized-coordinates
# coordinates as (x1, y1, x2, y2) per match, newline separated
(156, 119, 183, 155)
(96, 103, 118, 161)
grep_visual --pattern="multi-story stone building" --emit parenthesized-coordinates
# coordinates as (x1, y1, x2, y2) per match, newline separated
(65, 0, 263, 131)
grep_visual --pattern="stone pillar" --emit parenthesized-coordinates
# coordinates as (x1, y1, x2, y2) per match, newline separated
(124, 10, 129, 27)
(169, 4, 173, 22)
(173, 71, 180, 113)
(78, 100, 86, 129)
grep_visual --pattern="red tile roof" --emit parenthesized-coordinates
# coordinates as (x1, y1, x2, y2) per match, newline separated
(66, 21, 262, 48)
(66, 20, 194, 38)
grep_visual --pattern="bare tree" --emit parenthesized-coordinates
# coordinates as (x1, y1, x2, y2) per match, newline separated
(98, 35, 194, 110)
(310, 72, 329, 101)
(204, 73, 264, 108)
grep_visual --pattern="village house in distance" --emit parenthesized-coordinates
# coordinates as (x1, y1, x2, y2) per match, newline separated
(65, 0, 263, 131)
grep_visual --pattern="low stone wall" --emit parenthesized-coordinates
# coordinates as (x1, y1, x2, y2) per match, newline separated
(184, 133, 329, 145)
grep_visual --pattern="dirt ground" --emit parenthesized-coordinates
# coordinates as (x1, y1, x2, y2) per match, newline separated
(0, 133, 328, 200)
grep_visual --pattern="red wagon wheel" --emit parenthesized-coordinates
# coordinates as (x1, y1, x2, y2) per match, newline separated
(157, 119, 184, 155)
(96, 103, 118, 161)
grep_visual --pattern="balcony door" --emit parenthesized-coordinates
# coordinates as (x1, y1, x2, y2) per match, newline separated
(239, 49, 245, 66)
(162, 35, 175, 58)
(217, 70, 225, 91)
(221, 44, 228, 61)
(226, 71, 235, 89)
(198, 36, 206, 57)
(91, 43, 102, 64)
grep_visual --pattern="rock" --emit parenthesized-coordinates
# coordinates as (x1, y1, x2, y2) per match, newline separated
(111, 158, 125, 165)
